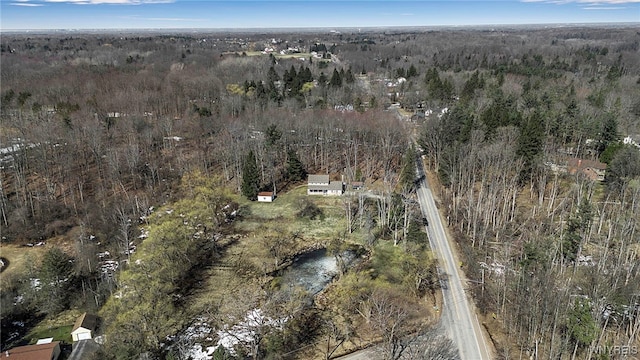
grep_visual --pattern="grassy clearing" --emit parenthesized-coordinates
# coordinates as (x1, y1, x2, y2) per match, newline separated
(0, 235, 74, 290)
(227, 51, 313, 59)
(189, 187, 350, 316)
(26, 325, 73, 344)
(236, 186, 347, 240)
(0, 244, 45, 290)
(24, 309, 82, 344)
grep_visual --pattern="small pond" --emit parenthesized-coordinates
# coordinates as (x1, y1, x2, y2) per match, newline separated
(278, 248, 357, 295)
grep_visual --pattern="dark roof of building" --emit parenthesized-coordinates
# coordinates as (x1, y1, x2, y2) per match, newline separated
(308, 174, 330, 184)
(327, 181, 344, 191)
(567, 158, 607, 171)
(258, 192, 274, 196)
(5, 342, 60, 360)
(72, 313, 98, 332)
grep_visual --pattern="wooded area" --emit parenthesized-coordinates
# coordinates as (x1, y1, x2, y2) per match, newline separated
(1, 26, 639, 359)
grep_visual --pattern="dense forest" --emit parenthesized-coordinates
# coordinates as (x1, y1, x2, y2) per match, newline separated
(1, 26, 639, 359)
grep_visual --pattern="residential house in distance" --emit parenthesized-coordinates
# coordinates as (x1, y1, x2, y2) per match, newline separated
(307, 174, 344, 196)
(623, 135, 640, 150)
(4, 340, 61, 360)
(567, 158, 607, 181)
(71, 313, 98, 342)
(350, 181, 364, 191)
(257, 191, 275, 202)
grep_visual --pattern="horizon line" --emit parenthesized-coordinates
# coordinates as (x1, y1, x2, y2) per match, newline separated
(2, 21, 639, 33)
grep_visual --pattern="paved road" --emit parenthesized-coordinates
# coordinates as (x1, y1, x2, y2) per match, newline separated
(68, 339, 100, 360)
(334, 348, 375, 360)
(415, 158, 491, 360)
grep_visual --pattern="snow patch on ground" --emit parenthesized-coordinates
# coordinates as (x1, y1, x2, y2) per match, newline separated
(167, 317, 216, 360)
(214, 308, 286, 355)
(169, 309, 287, 359)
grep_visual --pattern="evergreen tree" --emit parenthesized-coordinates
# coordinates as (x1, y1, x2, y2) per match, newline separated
(255, 81, 267, 100)
(605, 146, 640, 192)
(516, 111, 545, 181)
(242, 150, 260, 200)
(3, 89, 15, 105)
(345, 67, 355, 83)
(460, 70, 482, 102)
(318, 72, 328, 86)
(441, 105, 473, 146)
(268, 83, 281, 103)
(285, 65, 297, 87)
(440, 78, 454, 101)
(567, 298, 598, 349)
(599, 141, 624, 164)
(38, 247, 74, 314)
(300, 66, 313, 82)
(425, 68, 454, 102)
(480, 94, 521, 137)
(597, 113, 618, 154)
(398, 146, 417, 193)
(562, 198, 592, 262)
(266, 124, 282, 147)
(286, 150, 307, 182)
(424, 68, 439, 84)
(407, 64, 418, 78)
(283, 68, 291, 87)
(330, 68, 342, 87)
(267, 66, 279, 84)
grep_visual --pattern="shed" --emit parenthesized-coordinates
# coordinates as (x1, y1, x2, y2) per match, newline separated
(4, 341, 61, 360)
(257, 191, 275, 202)
(71, 313, 98, 342)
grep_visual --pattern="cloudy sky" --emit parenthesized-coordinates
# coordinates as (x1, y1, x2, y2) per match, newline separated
(1, 0, 638, 30)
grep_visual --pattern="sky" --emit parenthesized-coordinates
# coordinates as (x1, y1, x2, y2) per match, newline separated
(0, 0, 638, 31)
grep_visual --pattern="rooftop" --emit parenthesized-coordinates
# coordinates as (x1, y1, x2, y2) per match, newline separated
(72, 313, 98, 332)
(4, 342, 60, 360)
(308, 174, 330, 184)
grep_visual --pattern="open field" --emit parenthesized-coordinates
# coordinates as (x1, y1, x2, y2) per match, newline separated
(0, 245, 46, 290)
(190, 186, 350, 312)
(26, 325, 73, 345)
(235, 185, 348, 240)
(23, 309, 83, 344)
(224, 51, 316, 60)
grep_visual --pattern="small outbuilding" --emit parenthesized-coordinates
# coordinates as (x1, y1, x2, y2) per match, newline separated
(257, 191, 275, 202)
(71, 313, 98, 342)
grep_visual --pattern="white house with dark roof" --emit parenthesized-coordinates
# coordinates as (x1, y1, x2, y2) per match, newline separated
(71, 313, 98, 342)
(307, 174, 343, 196)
